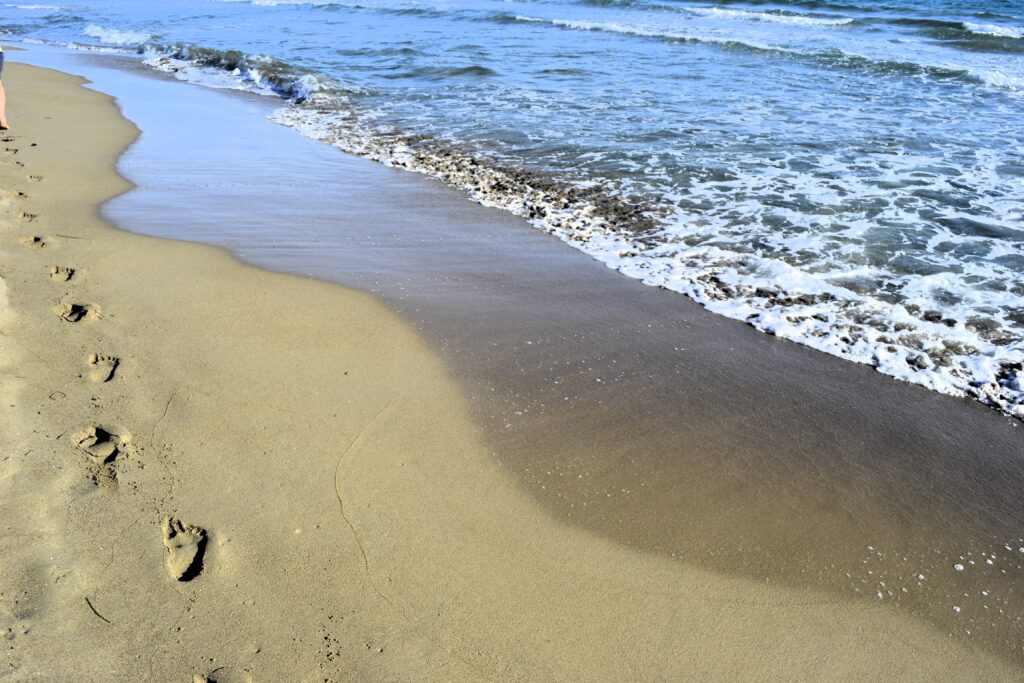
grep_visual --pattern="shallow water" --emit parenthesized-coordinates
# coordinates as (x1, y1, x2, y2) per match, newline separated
(3, 0, 1023, 416)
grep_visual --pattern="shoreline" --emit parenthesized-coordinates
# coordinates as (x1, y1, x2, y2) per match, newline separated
(48, 43, 1024, 666)
(8, 38, 1021, 421)
(0, 59, 1020, 680)
(32, 32, 1023, 420)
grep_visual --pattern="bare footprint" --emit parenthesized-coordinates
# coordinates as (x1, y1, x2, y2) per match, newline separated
(72, 425, 129, 464)
(72, 425, 132, 488)
(54, 302, 101, 323)
(49, 266, 74, 282)
(19, 235, 44, 248)
(27, 175, 42, 183)
(161, 517, 207, 581)
(0, 189, 28, 204)
(1, 624, 29, 641)
(17, 211, 36, 223)
(87, 353, 119, 382)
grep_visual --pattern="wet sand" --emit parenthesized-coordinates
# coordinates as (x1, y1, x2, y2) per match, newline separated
(0, 53, 1020, 680)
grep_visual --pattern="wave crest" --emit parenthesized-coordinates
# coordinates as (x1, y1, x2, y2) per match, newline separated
(84, 24, 151, 46)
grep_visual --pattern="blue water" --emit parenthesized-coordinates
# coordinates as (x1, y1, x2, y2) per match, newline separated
(3, 0, 1024, 415)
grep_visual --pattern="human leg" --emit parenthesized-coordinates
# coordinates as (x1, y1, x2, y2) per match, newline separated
(0, 80, 7, 129)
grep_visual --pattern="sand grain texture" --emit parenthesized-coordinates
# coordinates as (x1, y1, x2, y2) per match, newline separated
(0, 60, 1018, 681)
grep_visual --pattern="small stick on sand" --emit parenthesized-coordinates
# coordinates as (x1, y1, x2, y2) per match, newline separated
(84, 596, 111, 625)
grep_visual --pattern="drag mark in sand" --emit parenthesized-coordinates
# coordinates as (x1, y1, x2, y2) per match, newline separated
(334, 401, 393, 606)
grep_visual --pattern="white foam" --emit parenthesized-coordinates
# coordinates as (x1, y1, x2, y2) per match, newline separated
(973, 68, 1024, 92)
(537, 17, 791, 54)
(964, 22, 1024, 39)
(686, 7, 855, 28)
(84, 24, 151, 46)
(140, 47, 326, 101)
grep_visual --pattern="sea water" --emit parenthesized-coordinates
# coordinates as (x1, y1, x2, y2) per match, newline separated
(3, 0, 1023, 416)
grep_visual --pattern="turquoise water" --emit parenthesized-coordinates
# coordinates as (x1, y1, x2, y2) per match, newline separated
(3, 0, 1023, 415)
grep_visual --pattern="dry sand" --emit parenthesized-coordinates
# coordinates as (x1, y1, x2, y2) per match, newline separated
(0, 61, 1018, 681)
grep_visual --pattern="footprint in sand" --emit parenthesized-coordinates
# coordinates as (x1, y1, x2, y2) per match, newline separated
(49, 266, 74, 282)
(72, 425, 129, 464)
(16, 211, 36, 223)
(87, 353, 119, 382)
(1, 625, 29, 641)
(27, 175, 42, 183)
(72, 425, 131, 488)
(0, 189, 28, 205)
(19, 235, 45, 248)
(0, 188, 24, 204)
(161, 517, 207, 581)
(54, 302, 101, 323)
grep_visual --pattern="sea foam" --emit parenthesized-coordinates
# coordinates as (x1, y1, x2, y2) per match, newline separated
(84, 24, 151, 46)
(963, 22, 1024, 39)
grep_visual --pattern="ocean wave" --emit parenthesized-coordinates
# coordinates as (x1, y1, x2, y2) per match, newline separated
(84, 24, 151, 46)
(210, 0, 341, 5)
(140, 44, 333, 100)
(533, 17, 790, 53)
(888, 17, 1024, 53)
(509, 15, 1024, 95)
(381, 64, 498, 80)
(887, 17, 964, 29)
(685, 7, 855, 27)
(206, 0, 440, 11)
(963, 22, 1024, 39)
(682, 0, 923, 14)
(972, 68, 1024, 90)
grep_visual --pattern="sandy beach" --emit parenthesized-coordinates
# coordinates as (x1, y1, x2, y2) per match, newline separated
(1, 59, 1021, 682)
